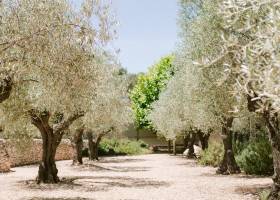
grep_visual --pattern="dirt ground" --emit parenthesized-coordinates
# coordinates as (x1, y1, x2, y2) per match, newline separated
(0, 154, 272, 200)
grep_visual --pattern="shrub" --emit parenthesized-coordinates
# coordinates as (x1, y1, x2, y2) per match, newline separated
(236, 135, 273, 175)
(98, 138, 150, 156)
(138, 140, 149, 148)
(198, 142, 224, 167)
(233, 132, 250, 155)
(98, 138, 118, 156)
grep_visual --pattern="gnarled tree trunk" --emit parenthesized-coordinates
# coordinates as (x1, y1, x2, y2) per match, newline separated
(247, 94, 280, 198)
(87, 131, 102, 161)
(37, 131, 62, 184)
(265, 113, 280, 200)
(87, 128, 113, 161)
(0, 73, 13, 103)
(186, 132, 196, 158)
(72, 128, 84, 165)
(217, 117, 240, 175)
(197, 130, 210, 150)
(168, 140, 171, 154)
(29, 109, 84, 184)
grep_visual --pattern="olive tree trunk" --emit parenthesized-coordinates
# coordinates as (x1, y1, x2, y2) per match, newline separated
(197, 130, 210, 150)
(0, 73, 13, 103)
(247, 94, 280, 198)
(87, 131, 102, 161)
(183, 135, 188, 149)
(72, 128, 84, 165)
(29, 109, 84, 184)
(217, 117, 240, 175)
(265, 113, 280, 200)
(87, 128, 113, 161)
(186, 132, 196, 158)
(173, 139, 176, 155)
(37, 131, 61, 183)
(168, 140, 171, 154)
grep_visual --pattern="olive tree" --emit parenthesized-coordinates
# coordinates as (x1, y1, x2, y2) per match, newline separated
(217, 0, 280, 198)
(70, 65, 133, 162)
(181, 0, 280, 196)
(0, 0, 116, 183)
(155, 0, 241, 173)
(85, 67, 132, 161)
(148, 55, 219, 157)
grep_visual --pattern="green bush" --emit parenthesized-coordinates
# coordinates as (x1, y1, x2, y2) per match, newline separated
(236, 135, 273, 175)
(98, 138, 150, 156)
(98, 138, 118, 155)
(198, 134, 273, 176)
(138, 140, 149, 148)
(233, 133, 250, 155)
(198, 142, 224, 167)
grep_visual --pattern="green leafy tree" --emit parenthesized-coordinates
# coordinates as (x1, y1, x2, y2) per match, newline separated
(130, 56, 174, 130)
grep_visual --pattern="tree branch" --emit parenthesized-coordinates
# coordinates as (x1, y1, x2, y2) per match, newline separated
(99, 127, 114, 137)
(53, 111, 85, 134)
(0, 23, 89, 53)
(28, 109, 52, 134)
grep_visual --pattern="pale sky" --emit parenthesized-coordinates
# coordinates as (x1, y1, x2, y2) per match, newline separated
(74, 0, 179, 74)
(112, 0, 179, 74)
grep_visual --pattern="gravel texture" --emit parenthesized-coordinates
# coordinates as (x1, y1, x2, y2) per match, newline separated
(0, 154, 272, 200)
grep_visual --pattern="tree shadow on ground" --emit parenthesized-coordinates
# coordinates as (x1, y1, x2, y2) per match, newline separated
(96, 158, 145, 164)
(72, 163, 113, 172)
(72, 162, 150, 172)
(176, 160, 199, 167)
(234, 184, 271, 197)
(108, 166, 150, 172)
(234, 174, 272, 179)
(21, 175, 169, 193)
(200, 172, 272, 179)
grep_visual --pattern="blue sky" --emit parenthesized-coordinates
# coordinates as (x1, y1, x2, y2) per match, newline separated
(112, 0, 179, 74)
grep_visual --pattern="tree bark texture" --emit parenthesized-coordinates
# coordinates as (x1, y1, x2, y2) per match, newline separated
(0, 73, 12, 103)
(173, 139, 176, 155)
(87, 131, 102, 161)
(72, 128, 84, 165)
(29, 109, 84, 184)
(197, 131, 210, 150)
(247, 94, 280, 198)
(87, 128, 113, 161)
(168, 140, 171, 154)
(186, 132, 196, 158)
(264, 113, 280, 200)
(217, 117, 241, 175)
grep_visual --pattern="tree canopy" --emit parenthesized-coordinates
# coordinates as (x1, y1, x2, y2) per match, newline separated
(130, 56, 174, 130)
(148, 0, 280, 198)
(0, 0, 119, 183)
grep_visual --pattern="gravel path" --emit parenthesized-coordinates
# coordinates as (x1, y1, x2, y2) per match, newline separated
(0, 154, 272, 200)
